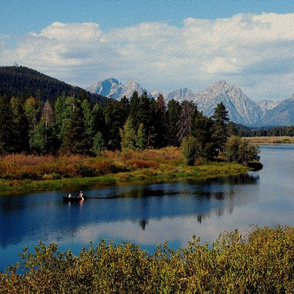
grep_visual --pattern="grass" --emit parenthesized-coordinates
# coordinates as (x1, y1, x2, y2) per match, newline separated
(243, 136, 294, 144)
(0, 147, 251, 195)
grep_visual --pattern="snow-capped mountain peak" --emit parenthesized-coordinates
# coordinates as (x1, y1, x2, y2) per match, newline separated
(87, 78, 293, 126)
(87, 78, 150, 100)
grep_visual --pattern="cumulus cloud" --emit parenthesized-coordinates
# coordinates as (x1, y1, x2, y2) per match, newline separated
(2, 13, 294, 101)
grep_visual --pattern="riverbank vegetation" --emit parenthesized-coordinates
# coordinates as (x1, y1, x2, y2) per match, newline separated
(243, 136, 294, 144)
(1, 226, 294, 292)
(0, 148, 251, 194)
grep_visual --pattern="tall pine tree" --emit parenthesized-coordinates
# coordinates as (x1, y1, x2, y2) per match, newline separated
(211, 102, 230, 153)
(167, 99, 181, 146)
(0, 94, 14, 153)
(61, 100, 88, 154)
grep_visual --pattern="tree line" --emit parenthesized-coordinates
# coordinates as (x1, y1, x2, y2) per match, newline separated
(237, 124, 294, 137)
(0, 90, 260, 165)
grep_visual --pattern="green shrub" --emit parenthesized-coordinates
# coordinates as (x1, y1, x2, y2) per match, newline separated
(225, 135, 260, 165)
(1, 226, 294, 293)
(181, 136, 200, 166)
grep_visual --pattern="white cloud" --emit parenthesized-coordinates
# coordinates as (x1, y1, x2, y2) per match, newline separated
(2, 13, 294, 101)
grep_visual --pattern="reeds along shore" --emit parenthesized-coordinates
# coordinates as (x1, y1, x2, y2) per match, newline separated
(0, 147, 250, 194)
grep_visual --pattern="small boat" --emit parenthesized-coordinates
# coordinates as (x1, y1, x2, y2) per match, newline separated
(63, 196, 86, 202)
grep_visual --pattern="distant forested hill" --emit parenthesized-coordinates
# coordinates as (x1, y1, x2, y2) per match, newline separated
(0, 66, 108, 106)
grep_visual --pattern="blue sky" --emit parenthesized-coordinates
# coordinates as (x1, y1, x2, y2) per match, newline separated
(1, 0, 294, 101)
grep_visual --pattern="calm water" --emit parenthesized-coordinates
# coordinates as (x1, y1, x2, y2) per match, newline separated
(1, 145, 294, 271)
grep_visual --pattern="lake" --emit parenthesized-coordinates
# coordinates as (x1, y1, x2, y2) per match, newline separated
(1, 144, 294, 271)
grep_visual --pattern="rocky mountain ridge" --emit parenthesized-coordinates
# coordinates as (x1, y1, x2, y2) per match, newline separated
(88, 78, 294, 126)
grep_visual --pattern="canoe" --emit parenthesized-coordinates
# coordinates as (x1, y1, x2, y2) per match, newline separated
(63, 196, 86, 202)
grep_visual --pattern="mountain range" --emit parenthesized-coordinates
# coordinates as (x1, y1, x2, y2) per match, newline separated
(1, 65, 294, 127)
(87, 78, 294, 126)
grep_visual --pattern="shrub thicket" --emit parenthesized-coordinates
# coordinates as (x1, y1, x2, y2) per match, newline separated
(1, 226, 294, 293)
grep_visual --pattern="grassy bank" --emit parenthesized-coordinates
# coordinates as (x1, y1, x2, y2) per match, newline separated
(243, 136, 294, 144)
(1, 226, 294, 292)
(0, 147, 250, 195)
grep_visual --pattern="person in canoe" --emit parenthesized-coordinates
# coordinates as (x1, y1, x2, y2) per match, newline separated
(78, 191, 84, 199)
(68, 193, 72, 198)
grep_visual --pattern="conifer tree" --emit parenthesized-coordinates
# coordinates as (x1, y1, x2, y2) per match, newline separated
(81, 98, 94, 151)
(153, 95, 168, 148)
(92, 104, 106, 145)
(194, 111, 216, 159)
(42, 100, 54, 147)
(60, 100, 87, 154)
(30, 121, 46, 154)
(167, 99, 181, 146)
(211, 102, 230, 153)
(136, 123, 148, 150)
(0, 94, 14, 153)
(129, 91, 140, 131)
(10, 96, 29, 152)
(119, 117, 137, 151)
(92, 131, 105, 155)
(137, 93, 153, 146)
(24, 96, 41, 151)
(177, 100, 196, 142)
(104, 100, 124, 150)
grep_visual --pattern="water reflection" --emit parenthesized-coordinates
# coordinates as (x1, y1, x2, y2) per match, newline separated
(5, 145, 294, 271)
(0, 173, 259, 251)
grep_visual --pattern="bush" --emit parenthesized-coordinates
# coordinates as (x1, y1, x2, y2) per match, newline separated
(181, 136, 200, 166)
(1, 226, 294, 293)
(225, 135, 260, 165)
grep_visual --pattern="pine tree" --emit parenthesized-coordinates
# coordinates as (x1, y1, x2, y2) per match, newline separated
(194, 111, 216, 160)
(119, 117, 137, 151)
(103, 100, 124, 150)
(129, 91, 140, 131)
(42, 100, 54, 148)
(60, 100, 87, 154)
(177, 100, 196, 142)
(24, 96, 41, 151)
(136, 123, 148, 150)
(92, 104, 106, 147)
(81, 98, 94, 151)
(211, 102, 230, 153)
(0, 94, 14, 153)
(137, 93, 154, 146)
(167, 99, 181, 146)
(153, 95, 168, 148)
(10, 96, 29, 152)
(92, 131, 105, 155)
(30, 121, 46, 154)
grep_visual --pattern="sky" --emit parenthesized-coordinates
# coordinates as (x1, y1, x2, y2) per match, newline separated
(1, 0, 294, 101)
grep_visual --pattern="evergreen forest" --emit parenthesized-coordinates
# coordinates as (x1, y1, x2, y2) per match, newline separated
(0, 65, 263, 167)
(0, 88, 255, 162)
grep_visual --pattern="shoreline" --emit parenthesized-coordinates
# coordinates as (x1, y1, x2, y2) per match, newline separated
(243, 136, 294, 144)
(0, 162, 251, 195)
